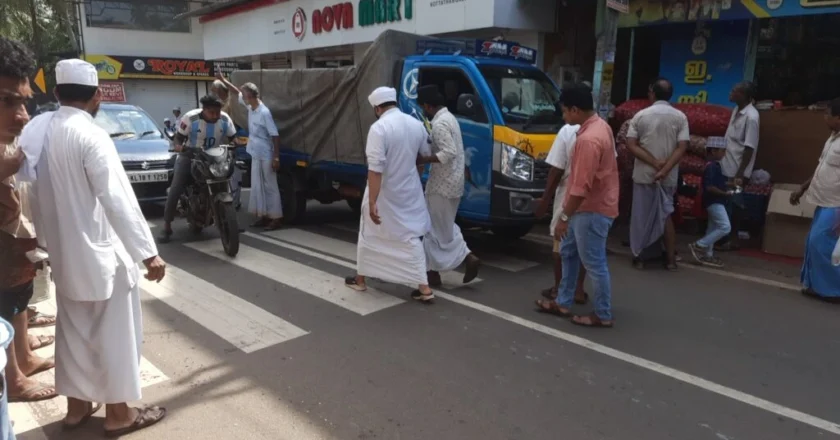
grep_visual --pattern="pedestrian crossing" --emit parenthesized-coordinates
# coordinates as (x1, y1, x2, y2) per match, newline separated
(10, 223, 550, 435)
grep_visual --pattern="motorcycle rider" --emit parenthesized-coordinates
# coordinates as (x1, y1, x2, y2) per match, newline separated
(158, 95, 236, 243)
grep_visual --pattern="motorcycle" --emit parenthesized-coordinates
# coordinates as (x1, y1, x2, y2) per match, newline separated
(174, 144, 245, 257)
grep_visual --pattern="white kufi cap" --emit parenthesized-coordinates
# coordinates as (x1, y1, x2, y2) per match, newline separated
(56, 59, 99, 87)
(368, 86, 397, 107)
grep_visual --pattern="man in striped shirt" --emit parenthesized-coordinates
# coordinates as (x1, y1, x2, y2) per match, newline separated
(159, 95, 236, 243)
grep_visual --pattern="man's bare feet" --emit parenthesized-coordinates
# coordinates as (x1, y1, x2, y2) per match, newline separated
(20, 355, 54, 377)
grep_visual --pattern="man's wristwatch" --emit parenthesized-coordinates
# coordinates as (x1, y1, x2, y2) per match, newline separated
(559, 212, 570, 223)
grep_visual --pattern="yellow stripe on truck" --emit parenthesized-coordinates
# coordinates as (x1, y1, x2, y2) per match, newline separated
(493, 126, 555, 161)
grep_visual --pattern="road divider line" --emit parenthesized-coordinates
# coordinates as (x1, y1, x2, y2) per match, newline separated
(141, 265, 309, 353)
(245, 232, 840, 436)
(11, 297, 169, 435)
(188, 239, 404, 316)
(261, 229, 482, 288)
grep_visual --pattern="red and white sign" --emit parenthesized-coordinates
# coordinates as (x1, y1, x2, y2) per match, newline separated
(312, 2, 354, 35)
(100, 82, 126, 102)
(292, 7, 307, 41)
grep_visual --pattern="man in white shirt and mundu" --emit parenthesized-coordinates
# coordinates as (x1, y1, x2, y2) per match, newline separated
(18, 59, 167, 436)
(345, 87, 436, 302)
(415, 85, 480, 286)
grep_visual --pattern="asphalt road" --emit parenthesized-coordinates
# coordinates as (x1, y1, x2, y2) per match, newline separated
(12, 199, 840, 440)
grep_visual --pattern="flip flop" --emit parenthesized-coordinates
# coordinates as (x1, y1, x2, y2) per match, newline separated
(410, 290, 435, 303)
(63, 402, 103, 431)
(29, 334, 55, 350)
(344, 276, 367, 292)
(104, 406, 167, 438)
(571, 313, 614, 328)
(27, 309, 56, 328)
(8, 382, 57, 403)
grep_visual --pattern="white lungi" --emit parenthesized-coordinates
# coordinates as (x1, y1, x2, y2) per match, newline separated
(55, 264, 143, 403)
(424, 194, 470, 272)
(249, 158, 283, 219)
(357, 203, 428, 286)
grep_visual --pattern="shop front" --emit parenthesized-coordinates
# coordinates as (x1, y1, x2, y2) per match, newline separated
(613, 1, 840, 257)
(82, 54, 249, 125)
(191, 0, 555, 69)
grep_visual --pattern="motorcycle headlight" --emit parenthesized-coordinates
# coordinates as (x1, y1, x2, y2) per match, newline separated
(500, 143, 534, 181)
(209, 159, 231, 178)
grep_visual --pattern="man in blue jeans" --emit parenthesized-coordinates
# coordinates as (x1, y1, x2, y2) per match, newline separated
(535, 83, 620, 328)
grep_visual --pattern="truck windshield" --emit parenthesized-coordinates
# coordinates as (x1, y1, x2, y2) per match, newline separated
(479, 65, 562, 132)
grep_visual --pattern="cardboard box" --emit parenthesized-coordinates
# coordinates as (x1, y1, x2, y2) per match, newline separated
(762, 183, 816, 258)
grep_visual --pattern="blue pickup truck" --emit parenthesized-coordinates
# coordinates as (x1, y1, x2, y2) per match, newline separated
(234, 36, 564, 239)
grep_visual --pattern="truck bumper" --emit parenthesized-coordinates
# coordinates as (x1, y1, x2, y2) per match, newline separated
(486, 172, 545, 225)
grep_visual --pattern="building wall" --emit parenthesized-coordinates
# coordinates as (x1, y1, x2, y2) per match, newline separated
(202, 0, 551, 60)
(81, 2, 205, 58)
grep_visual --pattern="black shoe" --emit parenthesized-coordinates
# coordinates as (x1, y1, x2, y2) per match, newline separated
(462, 253, 480, 283)
(410, 290, 435, 303)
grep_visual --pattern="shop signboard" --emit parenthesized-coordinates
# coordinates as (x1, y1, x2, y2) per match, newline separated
(99, 82, 126, 102)
(83, 55, 249, 81)
(658, 21, 748, 106)
(619, 0, 840, 28)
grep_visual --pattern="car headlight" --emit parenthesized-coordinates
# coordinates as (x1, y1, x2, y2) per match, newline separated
(500, 143, 534, 181)
(209, 160, 231, 178)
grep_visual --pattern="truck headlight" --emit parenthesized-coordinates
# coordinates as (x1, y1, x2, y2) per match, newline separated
(500, 143, 534, 181)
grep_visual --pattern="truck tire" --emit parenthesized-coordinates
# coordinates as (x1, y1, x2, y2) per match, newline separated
(277, 170, 307, 224)
(490, 224, 533, 240)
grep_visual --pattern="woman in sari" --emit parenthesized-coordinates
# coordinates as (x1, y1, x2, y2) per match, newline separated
(791, 98, 840, 302)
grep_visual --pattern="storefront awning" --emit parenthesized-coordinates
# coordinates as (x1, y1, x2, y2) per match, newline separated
(175, 0, 282, 23)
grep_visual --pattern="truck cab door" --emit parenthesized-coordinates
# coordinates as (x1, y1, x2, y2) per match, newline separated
(405, 63, 493, 223)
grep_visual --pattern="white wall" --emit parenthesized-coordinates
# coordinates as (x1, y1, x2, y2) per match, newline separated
(81, 3, 205, 58)
(203, 0, 510, 60)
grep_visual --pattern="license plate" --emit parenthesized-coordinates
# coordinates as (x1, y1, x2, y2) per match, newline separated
(128, 171, 169, 183)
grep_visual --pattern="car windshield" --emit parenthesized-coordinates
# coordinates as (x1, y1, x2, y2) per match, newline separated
(94, 107, 162, 139)
(479, 65, 563, 132)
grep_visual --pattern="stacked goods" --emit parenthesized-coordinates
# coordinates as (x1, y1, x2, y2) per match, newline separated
(612, 101, 734, 220)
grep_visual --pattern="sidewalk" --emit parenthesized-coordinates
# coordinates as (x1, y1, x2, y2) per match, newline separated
(606, 223, 802, 288)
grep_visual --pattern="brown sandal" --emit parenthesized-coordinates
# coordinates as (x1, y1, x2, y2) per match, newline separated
(571, 313, 614, 328)
(534, 299, 571, 317)
(29, 334, 55, 350)
(541, 288, 589, 305)
(63, 402, 103, 430)
(104, 406, 166, 438)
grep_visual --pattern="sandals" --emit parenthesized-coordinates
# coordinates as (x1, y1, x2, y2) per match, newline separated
(534, 299, 571, 317)
(27, 307, 56, 328)
(29, 334, 55, 351)
(571, 313, 614, 328)
(264, 219, 283, 231)
(344, 276, 367, 292)
(63, 402, 103, 431)
(540, 288, 589, 304)
(410, 290, 435, 303)
(104, 406, 167, 438)
(8, 382, 57, 403)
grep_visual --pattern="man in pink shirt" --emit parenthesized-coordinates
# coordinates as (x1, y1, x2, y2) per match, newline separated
(535, 83, 619, 328)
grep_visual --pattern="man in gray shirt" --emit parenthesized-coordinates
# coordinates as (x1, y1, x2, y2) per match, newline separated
(626, 78, 690, 270)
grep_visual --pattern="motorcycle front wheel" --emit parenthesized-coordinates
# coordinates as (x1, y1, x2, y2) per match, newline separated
(215, 201, 240, 257)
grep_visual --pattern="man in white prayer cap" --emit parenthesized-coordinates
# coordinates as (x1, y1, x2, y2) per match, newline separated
(17, 59, 167, 435)
(344, 87, 436, 302)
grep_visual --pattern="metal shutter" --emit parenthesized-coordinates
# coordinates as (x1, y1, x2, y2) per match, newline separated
(123, 79, 197, 127)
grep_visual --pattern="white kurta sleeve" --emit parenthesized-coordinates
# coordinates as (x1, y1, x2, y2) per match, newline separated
(83, 131, 158, 264)
(366, 124, 386, 173)
(431, 120, 457, 164)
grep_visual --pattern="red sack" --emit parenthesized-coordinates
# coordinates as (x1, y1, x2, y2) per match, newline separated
(679, 155, 707, 175)
(688, 135, 707, 158)
(615, 119, 631, 146)
(674, 103, 731, 137)
(614, 99, 651, 126)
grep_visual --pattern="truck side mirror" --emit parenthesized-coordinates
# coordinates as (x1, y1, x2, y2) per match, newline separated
(457, 94, 479, 117)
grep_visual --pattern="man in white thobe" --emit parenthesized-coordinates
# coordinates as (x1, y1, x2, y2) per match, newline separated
(17, 59, 167, 436)
(344, 87, 435, 302)
(415, 85, 480, 286)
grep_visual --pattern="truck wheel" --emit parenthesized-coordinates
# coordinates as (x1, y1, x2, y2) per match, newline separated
(490, 224, 533, 240)
(346, 198, 362, 216)
(277, 170, 306, 224)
